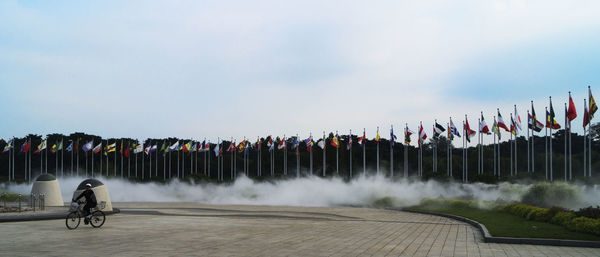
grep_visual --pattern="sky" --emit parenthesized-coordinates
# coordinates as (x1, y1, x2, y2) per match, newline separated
(1, 0, 600, 145)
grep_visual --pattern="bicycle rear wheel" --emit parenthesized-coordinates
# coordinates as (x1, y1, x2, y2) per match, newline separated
(90, 211, 105, 228)
(66, 212, 80, 230)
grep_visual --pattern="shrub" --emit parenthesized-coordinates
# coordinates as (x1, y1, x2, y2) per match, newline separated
(575, 206, 600, 219)
(551, 211, 577, 226)
(520, 182, 580, 208)
(567, 217, 600, 235)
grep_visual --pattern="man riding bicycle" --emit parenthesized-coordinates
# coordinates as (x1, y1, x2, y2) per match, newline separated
(73, 183, 97, 224)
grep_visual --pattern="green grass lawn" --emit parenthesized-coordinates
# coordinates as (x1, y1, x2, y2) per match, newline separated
(406, 205, 600, 241)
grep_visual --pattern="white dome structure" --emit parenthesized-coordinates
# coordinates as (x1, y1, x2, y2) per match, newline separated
(30, 174, 64, 207)
(72, 178, 113, 211)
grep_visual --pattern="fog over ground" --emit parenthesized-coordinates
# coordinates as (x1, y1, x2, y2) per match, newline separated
(3, 174, 600, 209)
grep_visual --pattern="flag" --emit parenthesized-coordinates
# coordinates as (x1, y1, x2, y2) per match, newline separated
(584, 104, 590, 127)
(418, 124, 427, 147)
(65, 142, 73, 152)
(390, 127, 397, 145)
(346, 134, 353, 150)
(34, 140, 47, 154)
(514, 106, 522, 131)
(492, 120, 502, 140)
(134, 144, 143, 154)
(375, 129, 380, 143)
(497, 111, 510, 132)
(238, 140, 247, 152)
(510, 116, 517, 135)
(3, 139, 13, 153)
(226, 141, 235, 153)
(531, 103, 539, 126)
(50, 143, 57, 154)
(149, 144, 158, 153)
(199, 140, 207, 152)
(119, 142, 123, 155)
(267, 136, 274, 152)
(21, 141, 30, 153)
(305, 136, 314, 151)
(82, 140, 94, 152)
(405, 126, 413, 145)
(567, 95, 577, 122)
(528, 114, 544, 132)
(74, 141, 79, 153)
(434, 122, 446, 137)
(214, 142, 221, 157)
(291, 137, 299, 150)
(183, 142, 192, 153)
(447, 123, 454, 140)
(464, 119, 476, 143)
(317, 139, 325, 149)
(590, 87, 598, 119)
(168, 141, 179, 152)
(144, 143, 152, 154)
(105, 142, 115, 153)
(358, 131, 366, 146)
(160, 142, 167, 154)
(56, 140, 63, 151)
(93, 143, 102, 154)
(125, 143, 130, 158)
(277, 138, 286, 150)
(330, 133, 339, 148)
(480, 115, 491, 134)
(450, 120, 461, 137)
(547, 101, 561, 129)
(190, 143, 197, 152)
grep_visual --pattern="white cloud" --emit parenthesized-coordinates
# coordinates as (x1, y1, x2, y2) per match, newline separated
(1, 0, 599, 142)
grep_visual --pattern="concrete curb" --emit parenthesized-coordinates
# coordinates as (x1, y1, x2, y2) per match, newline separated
(0, 208, 120, 223)
(393, 208, 600, 248)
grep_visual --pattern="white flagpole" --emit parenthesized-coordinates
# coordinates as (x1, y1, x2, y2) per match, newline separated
(135, 142, 138, 178)
(403, 124, 408, 178)
(115, 140, 118, 177)
(76, 138, 79, 176)
(510, 114, 513, 176)
(531, 101, 535, 174)
(323, 132, 326, 177)
(363, 128, 366, 176)
(514, 105, 518, 176)
(564, 103, 568, 181)
(545, 107, 548, 180)
(349, 129, 352, 178)
(376, 127, 379, 175)
(309, 132, 313, 176)
(296, 134, 300, 177)
(589, 86, 593, 177)
(527, 110, 530, 173)
(493, 116, 497, 177)
(584, 99, 587, 177)
(142, 142, 145, 179)
(549, 97, 554, 181)
(85, 143, 88, 177)
(91, 140, 94, 178)
(478, 118, 481, 175)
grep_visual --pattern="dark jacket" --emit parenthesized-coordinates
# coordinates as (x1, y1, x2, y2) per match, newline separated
(75, 190, 97, 205)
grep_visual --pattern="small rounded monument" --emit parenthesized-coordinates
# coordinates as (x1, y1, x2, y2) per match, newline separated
(72, 178, 113, 211)
(30, 174, 64, 206)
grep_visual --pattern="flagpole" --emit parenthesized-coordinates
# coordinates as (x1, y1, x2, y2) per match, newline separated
(76, 138, 79, 176)
(135, 142, 138, 178)
(24, 138, 28, 181)
(376, 127, 380, 175)
(142, 142, 145, 179)
(434, 122, 437, 174)
(419, 122, 422, 177)
(478, 118, 481, 175)
(363, 128, 366, 176)
(231, 138, 234, 180)
(493, 116, 497, 177)
(403, 124, 407, 178)
(589, 86, 593, 177)
(115, 140, 118, 178)
(85, 144, 88, 177)
(545, 107, 548, 180)
(106, 141, 109, 177)
(462, 120, 466, 182)
(29, 138, 32, 182)
(349, 129, 352, 179)
(336, 131, 339, 175)
(45, 139, 48, 174)
(514, 105, 518, 176)
(550, 97, 554, 181)
(531, 101, 535, 174)
(296, 134, 300, 177)
(527, 110, 530, 173)
(91, 140, 94, 178)
(310, 132, 313, 176)
(323, 132, 326, 177)
(207, 141, 210, 178)
(447, 122, 450, 177)
(564, 103, 568, 181)
(510, 114, 513, 176)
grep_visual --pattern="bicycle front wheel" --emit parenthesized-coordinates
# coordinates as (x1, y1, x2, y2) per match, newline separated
(66, 212, 80, 230)
(90, 211, 105, 228)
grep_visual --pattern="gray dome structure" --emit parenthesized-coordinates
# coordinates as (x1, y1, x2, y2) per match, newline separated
(30, 174, 64, 206)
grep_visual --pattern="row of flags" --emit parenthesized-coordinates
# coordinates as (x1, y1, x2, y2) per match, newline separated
(3, 90, 599, 156)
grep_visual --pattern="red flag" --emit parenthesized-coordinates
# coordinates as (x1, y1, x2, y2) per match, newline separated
(124, 145, 130, 158)
(74, 141, 79, 152)
(567, 95, 577, 121)
(22, 142, 31, 153)
(584, 105, 590, 128)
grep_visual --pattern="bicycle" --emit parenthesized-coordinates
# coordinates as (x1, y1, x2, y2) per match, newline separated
(66, 200, 106, 229)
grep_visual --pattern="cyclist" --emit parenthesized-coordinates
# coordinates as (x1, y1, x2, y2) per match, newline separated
(72, 183, 97, 224)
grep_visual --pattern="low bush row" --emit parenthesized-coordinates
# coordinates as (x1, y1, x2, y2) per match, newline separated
(503, 203, 600, 236)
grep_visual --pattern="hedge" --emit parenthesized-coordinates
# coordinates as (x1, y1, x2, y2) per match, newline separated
(503, 203, 600, 236)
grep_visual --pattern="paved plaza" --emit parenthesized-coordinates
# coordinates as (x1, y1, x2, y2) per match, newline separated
(2, 203, 600, 256)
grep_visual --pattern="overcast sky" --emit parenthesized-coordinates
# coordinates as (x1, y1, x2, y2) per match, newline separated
(1, 0, 599, 145)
